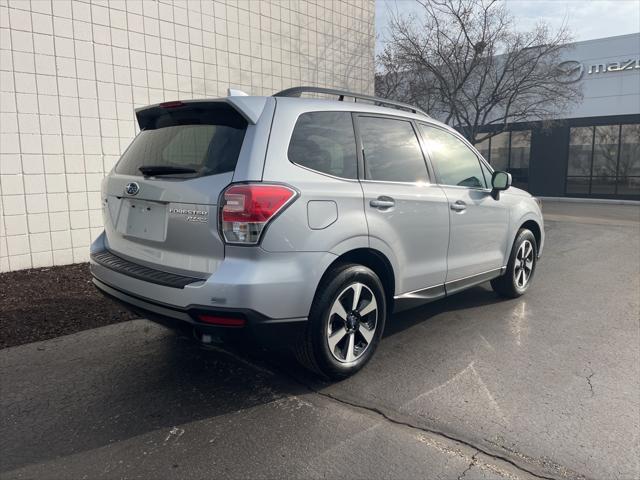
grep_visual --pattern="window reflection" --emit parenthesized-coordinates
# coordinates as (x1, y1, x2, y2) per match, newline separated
(489, 132, 509, 171)
(475, 130, 531, 190)
(421, 124, 487, 188)
(510, 131, 531, 190)
(593, 126, 619, 177)
(566, 124, 639, 196)
(474, 137, 490, 160)
(359, 117, 428, 183)
(619, 124, 640, 178)
(566, 176, 590, 194)
(288, 112, 358, 179)
(568, 127, 593, 176)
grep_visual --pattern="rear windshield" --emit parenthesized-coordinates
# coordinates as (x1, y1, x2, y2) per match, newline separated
(115, 102, 247, 178)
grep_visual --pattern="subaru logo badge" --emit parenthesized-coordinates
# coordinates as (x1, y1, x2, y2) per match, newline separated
(125, 182, 140, 196)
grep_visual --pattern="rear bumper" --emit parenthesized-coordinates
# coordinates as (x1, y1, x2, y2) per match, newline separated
(92, 277, 304, 343)
(90, 231, 337, 330)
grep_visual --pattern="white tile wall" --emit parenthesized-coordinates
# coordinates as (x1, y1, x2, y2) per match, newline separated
(0, 0, 376, 272)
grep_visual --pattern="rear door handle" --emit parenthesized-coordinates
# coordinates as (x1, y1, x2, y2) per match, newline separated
(450, 200, 467, 212)
(370, 197, 395, 209)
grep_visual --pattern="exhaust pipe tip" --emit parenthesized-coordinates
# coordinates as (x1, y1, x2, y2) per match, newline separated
(193, 328, 223, 345)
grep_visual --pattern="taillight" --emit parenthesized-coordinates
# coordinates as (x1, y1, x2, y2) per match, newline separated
(220, 184, 297, 244)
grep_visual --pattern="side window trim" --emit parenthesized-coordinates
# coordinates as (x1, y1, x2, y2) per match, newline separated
(352, 111, 365, 182)
(418, 122, 491, 191)
(354, 113, 433, 185)
(411, 119, 438, 183)
(287, 110, 360, 181)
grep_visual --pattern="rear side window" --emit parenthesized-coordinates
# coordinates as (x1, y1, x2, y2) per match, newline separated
(358, 116, 428, 183)
(419, 124, 487, 189)
(116, 102, 247, 177)
(288, 112, 358, 179)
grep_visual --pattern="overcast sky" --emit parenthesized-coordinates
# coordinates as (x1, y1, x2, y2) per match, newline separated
(376, 0, 640, 55)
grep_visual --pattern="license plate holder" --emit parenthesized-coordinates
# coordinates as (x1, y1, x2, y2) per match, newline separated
(117, 199, 167, 242)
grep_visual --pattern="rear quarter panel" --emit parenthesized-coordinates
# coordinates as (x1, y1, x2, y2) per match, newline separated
(258, 100, 369, 255)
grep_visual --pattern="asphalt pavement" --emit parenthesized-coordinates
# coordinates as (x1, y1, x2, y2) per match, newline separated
(1, 202, 639, 480)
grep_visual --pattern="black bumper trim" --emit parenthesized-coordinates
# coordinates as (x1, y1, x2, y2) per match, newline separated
(92, 276, 307, 346)
(91, 275, 307, 328)
(90, 248, 203, 289)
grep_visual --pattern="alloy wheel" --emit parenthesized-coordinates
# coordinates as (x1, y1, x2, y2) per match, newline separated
(326, 282, 378, 363)
(514, 239, 534, 289)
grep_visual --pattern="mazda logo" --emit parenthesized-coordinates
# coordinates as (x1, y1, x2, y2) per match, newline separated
(125, 182, 140, 196)
(555, 60, 584, 84)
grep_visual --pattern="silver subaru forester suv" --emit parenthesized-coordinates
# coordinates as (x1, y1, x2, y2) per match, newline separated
(90, 86, 544, 379)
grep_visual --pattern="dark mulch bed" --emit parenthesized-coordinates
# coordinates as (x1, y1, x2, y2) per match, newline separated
(0, 263, 138, 349)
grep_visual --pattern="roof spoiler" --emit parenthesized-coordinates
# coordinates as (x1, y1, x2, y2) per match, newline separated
(135, 96, 268, 128)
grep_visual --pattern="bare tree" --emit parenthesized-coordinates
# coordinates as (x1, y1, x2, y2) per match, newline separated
(376, 0, 583, 143)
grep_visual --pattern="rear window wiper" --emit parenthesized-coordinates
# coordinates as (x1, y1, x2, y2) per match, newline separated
(139, 165, 197, 176)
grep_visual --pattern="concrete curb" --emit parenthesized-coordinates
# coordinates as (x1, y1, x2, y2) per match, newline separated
(537, 196, 640, 206)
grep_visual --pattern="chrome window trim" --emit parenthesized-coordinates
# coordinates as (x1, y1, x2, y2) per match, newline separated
(359, 179, 435, 187)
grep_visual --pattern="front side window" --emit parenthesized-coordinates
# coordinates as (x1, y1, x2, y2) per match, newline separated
(358, 116, 429, 183)
(419, 124, 487, 188)
(288, 112, 358, 179)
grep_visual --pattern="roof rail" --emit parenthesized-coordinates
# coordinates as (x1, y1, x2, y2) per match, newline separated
(273, 86, 430, 118)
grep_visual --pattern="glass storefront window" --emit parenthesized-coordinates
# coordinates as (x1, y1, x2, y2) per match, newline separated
(566, 124, 640, 197)
(474, 130, 531, 190)
(489, 132, 510, 171)
(567, 127, 593, 176)
(474, 137, 490, 160)
(617, 177, 640, 196)
(592, 126, 619, 177)
(566, 176, 590, 194)
(510, 131, 531, 189)
(618, 125, 640, 196)
(619, 125, 640, 177)
(591, 125, 619, 194)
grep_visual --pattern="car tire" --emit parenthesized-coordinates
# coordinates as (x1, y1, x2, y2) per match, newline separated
(491, 228, 538, 298)
(295, 263, 387, 379)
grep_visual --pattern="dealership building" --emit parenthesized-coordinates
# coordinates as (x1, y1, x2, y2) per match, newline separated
(0, 0, 375, 272)
(474, 33, 640, 200)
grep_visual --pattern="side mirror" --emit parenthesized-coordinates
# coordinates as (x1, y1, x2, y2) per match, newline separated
(491, 171, 512, 200)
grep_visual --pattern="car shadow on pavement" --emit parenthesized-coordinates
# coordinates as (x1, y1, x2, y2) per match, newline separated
(0, 322, 308, 474)
(384, 284, 504, 338)
(1, 285, 506, 474)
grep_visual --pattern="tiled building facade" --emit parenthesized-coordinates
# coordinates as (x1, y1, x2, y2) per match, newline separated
(0, 0, 375, 271)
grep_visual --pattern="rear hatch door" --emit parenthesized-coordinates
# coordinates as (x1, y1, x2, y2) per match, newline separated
(102, 100, 251, 277)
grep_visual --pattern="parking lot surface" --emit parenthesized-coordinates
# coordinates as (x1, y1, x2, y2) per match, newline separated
(1, 202, 639, 480)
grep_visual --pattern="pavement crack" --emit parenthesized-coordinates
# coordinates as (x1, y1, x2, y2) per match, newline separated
(457, 451, 478, 480)
(303, 385, 561, 480)
(585, 369, 595, 397)
(224, 351, 579, 480)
